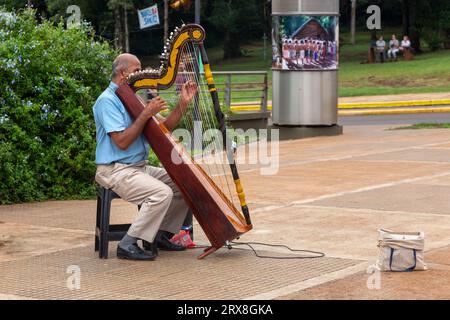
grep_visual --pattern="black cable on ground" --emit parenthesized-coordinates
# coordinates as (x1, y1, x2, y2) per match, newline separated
(192, 241, 325, 260)
(230, 241, 325, 260)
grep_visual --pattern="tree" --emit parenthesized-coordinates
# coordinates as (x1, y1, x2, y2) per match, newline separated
(401, 0, 422, 52)
(207, 0, 265, 59)
(107, 0, 133, 52)
(400, 0, 450, 52)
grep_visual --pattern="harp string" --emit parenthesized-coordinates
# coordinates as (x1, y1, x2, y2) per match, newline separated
(185, 42, 236, 206)
(182, 43, 229, 197)
(177, 44, 219, 189)
(182, 44, 216, 183)
(175, 42, 233, 205)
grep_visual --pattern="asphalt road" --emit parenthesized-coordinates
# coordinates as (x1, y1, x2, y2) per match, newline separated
(338, 112, 450, 126)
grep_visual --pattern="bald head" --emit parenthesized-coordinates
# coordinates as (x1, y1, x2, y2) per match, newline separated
(111, 53, 141, 83)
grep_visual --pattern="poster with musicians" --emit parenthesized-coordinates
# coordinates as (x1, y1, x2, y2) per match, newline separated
(272, 16, 338, 71)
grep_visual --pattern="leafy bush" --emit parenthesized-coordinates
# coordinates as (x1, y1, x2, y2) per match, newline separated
(0, 8, 117, 204)
(423, 29, 445, 52)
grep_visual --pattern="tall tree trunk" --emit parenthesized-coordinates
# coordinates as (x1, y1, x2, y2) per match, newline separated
(350, 0, 356, 45)
(164, 0, 169, 44)
(113, 6, 129, 53)
(401, 0, 409, 36)
(114, 8, 122, 50)
(223, 30, 241, 59)
(123, 7, 129, 53)
(401, 0, 421, 53)
(409, 0, 422, 53)
(371, 29, 378, 42)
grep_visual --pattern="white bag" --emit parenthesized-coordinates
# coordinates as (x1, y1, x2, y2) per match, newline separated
(376, 229, 427, 272)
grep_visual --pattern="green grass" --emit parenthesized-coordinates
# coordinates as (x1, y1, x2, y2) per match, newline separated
(141, 29, 450, 104)
(339, 30, 450, 97)
(392, 123, 450, 130)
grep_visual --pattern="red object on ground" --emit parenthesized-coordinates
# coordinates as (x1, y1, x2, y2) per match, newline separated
(170, 230, 196, 248)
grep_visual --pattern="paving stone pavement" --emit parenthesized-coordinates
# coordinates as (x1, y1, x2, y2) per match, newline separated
(1, 124, 450, 300)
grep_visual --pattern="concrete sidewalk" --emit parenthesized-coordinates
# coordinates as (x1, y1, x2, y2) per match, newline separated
(1, 124, 450, 300)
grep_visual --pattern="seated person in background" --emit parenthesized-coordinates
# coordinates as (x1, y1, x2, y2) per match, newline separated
(400, 35, 411, 51)
(376, 36, 387, 63)
(388, 34, 400, 61)
(399, 35, 414, 60)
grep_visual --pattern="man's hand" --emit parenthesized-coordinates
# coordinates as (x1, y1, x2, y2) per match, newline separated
(142, 96, 168, 120)
(179, 81, 198, 110)
(162, 81, 198, 132)
(109, 96, 167, 151)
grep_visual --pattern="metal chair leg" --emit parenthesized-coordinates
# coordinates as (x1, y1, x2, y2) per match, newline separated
(99, 188, 112, 259)
(95, 194, 102, 252)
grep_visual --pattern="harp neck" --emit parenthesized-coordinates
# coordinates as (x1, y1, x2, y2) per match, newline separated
(128, 24, 205, 91)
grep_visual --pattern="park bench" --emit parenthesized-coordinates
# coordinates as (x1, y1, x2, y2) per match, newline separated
(402, 47, 414, 61)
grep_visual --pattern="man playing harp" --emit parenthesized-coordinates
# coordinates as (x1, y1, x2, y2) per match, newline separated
(93, 53, 198, 261)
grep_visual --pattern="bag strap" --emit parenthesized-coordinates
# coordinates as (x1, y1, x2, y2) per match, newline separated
(389, 248, 416, 272)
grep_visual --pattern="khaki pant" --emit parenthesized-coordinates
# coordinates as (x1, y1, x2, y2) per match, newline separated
(95, 161, 188, 243)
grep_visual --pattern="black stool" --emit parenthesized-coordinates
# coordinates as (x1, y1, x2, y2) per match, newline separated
(95, 187, 132, 259)
(95, 186, 195, 258)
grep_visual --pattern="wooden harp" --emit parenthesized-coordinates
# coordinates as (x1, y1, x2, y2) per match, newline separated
(115, 24, 252, 259)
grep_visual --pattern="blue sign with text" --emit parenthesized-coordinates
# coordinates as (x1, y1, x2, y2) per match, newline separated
(138, 5, 160, 29)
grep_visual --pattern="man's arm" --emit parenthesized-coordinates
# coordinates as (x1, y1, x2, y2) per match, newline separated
(109, 96, 168, 150)
(163, 81, 198, 132)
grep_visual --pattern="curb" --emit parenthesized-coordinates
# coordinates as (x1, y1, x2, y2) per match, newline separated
(339, 107, 450, 116)
(338, 99, 450, 109)
(230, 105, 273, 112)
(230, 99, 450, 116)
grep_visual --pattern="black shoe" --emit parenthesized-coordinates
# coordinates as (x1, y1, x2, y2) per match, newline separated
(142, 240, 158, 256)
(156, 232, 186, 251)
(117, 243, 156, 261)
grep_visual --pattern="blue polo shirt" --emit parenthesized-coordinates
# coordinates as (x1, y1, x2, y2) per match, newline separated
(93, 82, 149, 165)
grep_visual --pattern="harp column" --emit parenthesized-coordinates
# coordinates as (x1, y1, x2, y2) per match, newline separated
(271, 0, 342, 137)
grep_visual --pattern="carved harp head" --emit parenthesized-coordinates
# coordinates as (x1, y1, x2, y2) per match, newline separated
(127, 24, 206, 92)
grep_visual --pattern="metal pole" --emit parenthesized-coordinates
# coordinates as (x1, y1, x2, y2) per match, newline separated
(164, 0, 169, 43)
(263, 34, 267, 60)
(261, 73, 268, 113)
(195, 0, 200, 24)
(225, 74, 232, 111)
